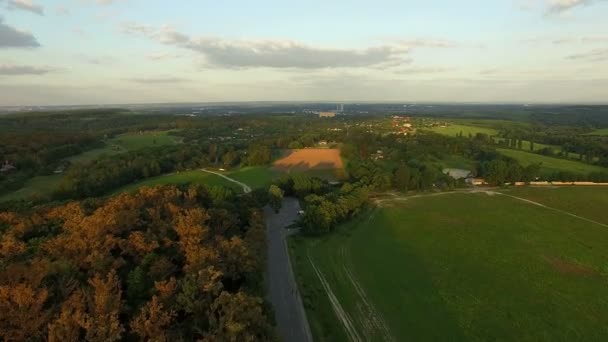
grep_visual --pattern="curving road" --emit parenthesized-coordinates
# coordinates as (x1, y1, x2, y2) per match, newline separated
(265, 197, 313, 342)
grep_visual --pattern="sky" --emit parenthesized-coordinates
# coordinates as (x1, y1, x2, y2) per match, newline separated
(0, 0, 607, 105)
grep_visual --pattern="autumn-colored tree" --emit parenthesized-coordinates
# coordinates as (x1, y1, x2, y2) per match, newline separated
(203, 291, 275, 342)
(130, 296, 175, 342)
(48, 289, 87, 342)
(82, 270, 124, 342)
(268, 185, 284, 213)
(0, 283, 49, 341)
(173, 208, 218, 272)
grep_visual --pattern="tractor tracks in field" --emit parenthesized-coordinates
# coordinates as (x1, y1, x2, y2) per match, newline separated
(308, 255, 362, 342)
(340, 247, 395, 342)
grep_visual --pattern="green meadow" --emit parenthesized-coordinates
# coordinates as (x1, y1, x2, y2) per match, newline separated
(497, 148, 607, 175)
(290, 188, 608, 341)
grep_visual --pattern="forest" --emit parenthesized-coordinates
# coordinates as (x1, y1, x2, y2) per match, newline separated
(0, 184, 274, 341)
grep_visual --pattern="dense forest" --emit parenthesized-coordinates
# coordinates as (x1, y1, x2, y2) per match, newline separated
(0, 184, 274, 341)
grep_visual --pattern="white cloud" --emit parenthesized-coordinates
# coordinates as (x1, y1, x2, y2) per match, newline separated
(128, 76, 190, 84)
(0, 63, 53, 75)
(5, 0, 43, 15)
(567, 48, 608, 61)
(0, 17, 40, 48)
(121, 23, 411, 70)
(546, 0, 595, 12)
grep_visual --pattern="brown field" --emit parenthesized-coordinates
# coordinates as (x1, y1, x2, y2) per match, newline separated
(273, 149, 344, 171)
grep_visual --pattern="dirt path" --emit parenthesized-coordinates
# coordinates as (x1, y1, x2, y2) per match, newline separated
(308, 255, 362, 342)
(200, 169, 252, 193)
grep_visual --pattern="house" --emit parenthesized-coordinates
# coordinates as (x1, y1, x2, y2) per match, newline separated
(318, 140, 328, 146)
(465, 177, 485, 186)
(0, 161, 16, 173)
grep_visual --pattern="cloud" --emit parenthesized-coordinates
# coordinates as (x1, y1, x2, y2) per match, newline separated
(77, 54, 115, 65)
(145, 51, 180, 61)
(567, 48, 608, 61)
(546, 0, 595, 13)
(121, 23, 411, 69)
(0, 63, 53, 75)
(128, 76, 190, 84)
(396, 39, 459, 49)
(0, 17, 40, 48)
(393, 66, 454, 74)
(5, 0, 44, 15)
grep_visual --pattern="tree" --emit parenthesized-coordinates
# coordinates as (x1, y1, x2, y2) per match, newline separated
(130, 296, 174, 342)
(0, 283, 49, 341)
(393, 165, 410, 192)
(268, 185, 284, 213)
(82, 270, 124, 342)
(203, 291, 274, 342)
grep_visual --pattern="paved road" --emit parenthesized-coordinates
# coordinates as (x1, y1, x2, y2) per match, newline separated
(200, 169, 252, 193)
(265, 198, 313, 342)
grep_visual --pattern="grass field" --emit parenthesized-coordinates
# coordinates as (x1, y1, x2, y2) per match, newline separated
(290, 188, 608, 341)
(0, 174, 63, 202)
(112, 170, 243, 194)
(426, 124, 498, 137)
(226, 166, 277, 190)
(584, 128, 608, 136)
(68, 130, 181, 163)
(497, 148, 607, 175)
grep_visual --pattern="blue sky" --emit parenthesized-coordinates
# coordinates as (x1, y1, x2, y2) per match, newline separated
(1, 0, 607, 105)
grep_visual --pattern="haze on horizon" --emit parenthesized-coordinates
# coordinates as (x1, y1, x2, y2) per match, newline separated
(0, 0, 607, 106)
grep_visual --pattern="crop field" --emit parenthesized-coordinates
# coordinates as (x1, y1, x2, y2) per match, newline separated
(273, 149, 344, 171)
(0, 174, 63, 202)
(113, 170, 242, 194)
(290, 188, 608, 341)
(497, 148, 607, 175)
(584, 128, 608, 136)
(426, 124, 498, 137)
(68, 130, 181, 163)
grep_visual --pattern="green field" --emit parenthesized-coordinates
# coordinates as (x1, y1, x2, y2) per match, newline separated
(584, 128, 608, 136)
(426, 124, 498, 137)
(290, 188, 608, 341)
(112, 170, 243, 194)
(0, 174, 63, 202)
(227, 167, 276, 189)
(68, 130, 181, 163)
(498, 148, 607, 175)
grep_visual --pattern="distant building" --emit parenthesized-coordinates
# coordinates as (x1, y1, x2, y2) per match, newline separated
(318, 140, 328, 146)
(466, 177, 485, 186)
(319, 111, 336, 118)
(0, 161, 16, 173)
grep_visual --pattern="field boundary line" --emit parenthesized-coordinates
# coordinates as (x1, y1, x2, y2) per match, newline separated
(495, 192, 608, 228)
(200, 169, 252, 193)
(308, 255, 362, 342)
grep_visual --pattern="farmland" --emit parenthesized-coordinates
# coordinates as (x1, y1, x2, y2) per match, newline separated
(584, 128, 608, 136)
(497, 148, 607, 175)
(425, 124, 498, 137)
(290, 188, 608, 341)
(273, 149, 344, 171)
(112, 170, 242, 194)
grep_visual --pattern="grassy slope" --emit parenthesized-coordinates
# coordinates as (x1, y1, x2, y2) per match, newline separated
(0, 174, 63, 202)
(112, 170, 243, 194)
(498, 148, 607, 175)
(584, 128, 608, 136)
(291, 189, 608, 341)
(227, 167, 277, 190)
(426, 124, 498, 137)
(68, 130, 180, 164)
